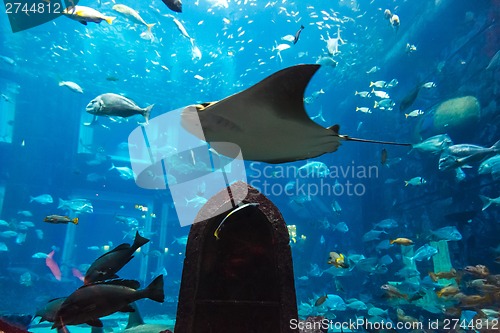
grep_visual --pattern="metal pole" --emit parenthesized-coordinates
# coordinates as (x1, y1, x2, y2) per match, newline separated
(157, 202, 169, 276)
(61, 212, 76, 280)
(139, 202, 153, 284)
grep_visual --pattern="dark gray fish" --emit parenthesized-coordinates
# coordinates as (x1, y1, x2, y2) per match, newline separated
(35, 297, 66, 323)
(162, 0, 182, 13)
(293, 25, 304, 44)
(84, 231, 149, 285)
(85, 93, 154, 125)
(52, 277, 164, 329)
(381, 148, 387, 165)
(399, 85, 421, 111)
(315, 294, 328, 306)
(0, 314, 32, 331)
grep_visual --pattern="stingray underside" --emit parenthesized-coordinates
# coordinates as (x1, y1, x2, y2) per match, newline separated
(181, 64, 341, 163)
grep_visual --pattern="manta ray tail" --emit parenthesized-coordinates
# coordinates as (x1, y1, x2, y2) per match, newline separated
(328, 125, 412, 147)
(340, 135, 412, 146)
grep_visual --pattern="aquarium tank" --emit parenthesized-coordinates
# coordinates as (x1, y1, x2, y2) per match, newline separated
(0, 0, 499, 332)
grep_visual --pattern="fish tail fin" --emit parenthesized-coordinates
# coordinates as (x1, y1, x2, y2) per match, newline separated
(144, 275, 164, 303)
(354, 91, 358, 95)
(389, 239, 395, 244)
(72, 218, 79, 225)
(404, 181, 409, 186)
(374, 101, 378, 108)
(109, 163, 116, 171)
(406, 256, 414, 264)
(490, 139, 500, 151)
(125, 303, 144, 328)
(142, 104, 154, 124)
(369, 82, 374, 87)
(355, 107, 359, 112)
(429, 272, 438, 282)
(479, 195, 492, 211)
(45, 250, 62, 281)
(105, 16, 116, 25)
(30, 196, 34, 203)
(57, 198, 65, 209)
(132, 231, 150, 251)
(146, 23, 156, 32)
(405, 113, 409, 118)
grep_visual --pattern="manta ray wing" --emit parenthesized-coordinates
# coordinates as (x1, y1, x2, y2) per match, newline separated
(181, 64, 341, 163)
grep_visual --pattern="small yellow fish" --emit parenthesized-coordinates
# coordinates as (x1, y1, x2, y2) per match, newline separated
(44, 215, 79, 225)
(356, 107, 371, 113)
(355, 91, 370, 98)
(390, 237, 414, 246)
(327, 252, 349, 268)
(405, 109, 424, 118)
(370, 81, 386, 88)
(436, 285, 460, 298)
(390, 14, 400, 28)
(429, 268, 457, 282)
(381, 284, 408, 299)
(384, 9, 392, 20)
(397, 308, 418, 324)
(63, 6, 115, 25)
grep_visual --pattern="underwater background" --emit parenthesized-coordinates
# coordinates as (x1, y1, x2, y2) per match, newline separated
(0, 0, 499, 331)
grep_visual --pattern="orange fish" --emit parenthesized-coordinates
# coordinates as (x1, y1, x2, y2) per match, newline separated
(464, 265, 490, 278)
(429, 268, 458, 282)
(46, 250, 61, 281)
(381, 284, 408, 299)
(436, 285, 460, 297)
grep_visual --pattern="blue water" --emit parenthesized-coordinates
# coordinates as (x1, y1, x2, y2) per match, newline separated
(0, 0, 499, 330)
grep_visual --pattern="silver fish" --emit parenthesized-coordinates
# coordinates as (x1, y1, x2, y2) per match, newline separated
(86, 93, 154, 125)
(408, 244, 438, 261)
(439, 140, 500, 171)
(431, 226, 462, 241)
(411, 134, 453, 154)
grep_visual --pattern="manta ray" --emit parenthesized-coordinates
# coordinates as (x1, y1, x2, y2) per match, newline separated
(181, 64, 410, 164)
